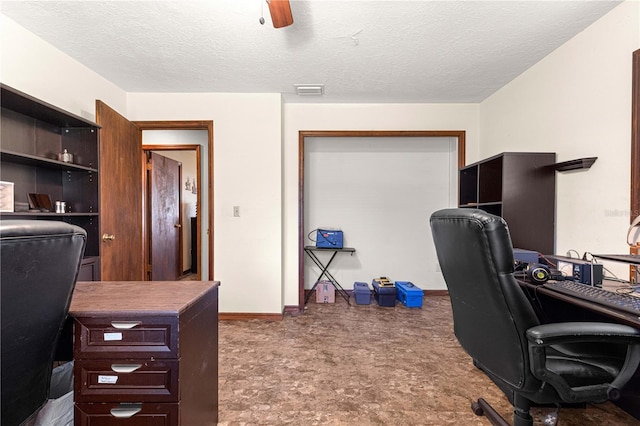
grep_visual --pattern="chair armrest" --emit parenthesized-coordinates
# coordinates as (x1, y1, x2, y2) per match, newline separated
(527, 322, 640, 402)
(527, 322, 640, 345)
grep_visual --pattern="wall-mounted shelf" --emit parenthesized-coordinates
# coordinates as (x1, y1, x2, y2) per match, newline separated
(552, 157, 597, 172)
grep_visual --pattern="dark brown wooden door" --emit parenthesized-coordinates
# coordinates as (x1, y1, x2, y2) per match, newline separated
(96, 101, 144, 280)
(149, 152, 181, 280)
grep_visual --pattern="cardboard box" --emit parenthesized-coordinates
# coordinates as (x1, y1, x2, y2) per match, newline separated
(316, 280, 335, 303)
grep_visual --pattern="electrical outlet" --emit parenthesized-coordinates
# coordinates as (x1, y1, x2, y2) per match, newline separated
(233, 206, 240, 217)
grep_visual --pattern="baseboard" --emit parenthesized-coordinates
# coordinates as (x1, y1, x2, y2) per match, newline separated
(424, 289, 449, 296)
(219, 312, 283, 321)
(220, 290, 449, 321)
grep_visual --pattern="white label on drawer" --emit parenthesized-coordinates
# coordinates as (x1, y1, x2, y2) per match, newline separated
(98, 375, 118, 384)
(103, 332, 122, 341)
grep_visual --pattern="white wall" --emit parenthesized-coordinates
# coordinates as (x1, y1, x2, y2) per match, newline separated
(283, 104, 480, 305)
(6, 1, 636, 312)
(480, 0, 640, 277)
(304, 137, 457, 292)
(127, 93, 283, 314)
(0, 15, 127, 119)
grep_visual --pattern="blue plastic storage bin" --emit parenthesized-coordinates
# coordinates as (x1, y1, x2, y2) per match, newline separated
(353, 281, 371, 305)
(371, 280, 396, 307)
(395, 281, 423, 308)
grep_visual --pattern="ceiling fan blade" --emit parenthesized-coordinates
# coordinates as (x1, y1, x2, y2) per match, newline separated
(268, 0, 294, 28)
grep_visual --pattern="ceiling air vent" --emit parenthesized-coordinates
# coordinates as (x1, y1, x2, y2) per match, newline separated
(294, 84, 324, 96)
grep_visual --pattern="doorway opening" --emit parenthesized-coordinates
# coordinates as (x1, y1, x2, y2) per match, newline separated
(143, 147, 199, 280)
(136, 120, 214, 281)
(297, 130, 466, 310)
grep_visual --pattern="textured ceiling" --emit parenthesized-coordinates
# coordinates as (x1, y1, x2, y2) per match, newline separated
(0, 0, 622, 103)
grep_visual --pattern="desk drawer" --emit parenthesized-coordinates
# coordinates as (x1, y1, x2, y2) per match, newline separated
(75, 402, 178, 425)
(74, 316, 178, 359)
(75, 360, 179, 402)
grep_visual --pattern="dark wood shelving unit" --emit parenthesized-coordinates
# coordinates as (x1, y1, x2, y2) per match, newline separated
(1, 149, 98, 172)
(552, 157, 597, 172)
(458, 152, 556, 254)
(1, 84, 101, 279)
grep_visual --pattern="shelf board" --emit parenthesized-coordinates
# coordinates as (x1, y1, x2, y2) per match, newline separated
(1, 84, 100, 128)
(553, 157, 597, 172)
(1, 149, 98, 173)
(0, 212, 98, 217)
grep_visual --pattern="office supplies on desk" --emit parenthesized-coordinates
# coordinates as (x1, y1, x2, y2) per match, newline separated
(545, 255, 603, 286)
(545, 280, 640, 315)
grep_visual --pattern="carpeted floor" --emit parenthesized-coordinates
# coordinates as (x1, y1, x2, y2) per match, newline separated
(218, 295, 639, 425)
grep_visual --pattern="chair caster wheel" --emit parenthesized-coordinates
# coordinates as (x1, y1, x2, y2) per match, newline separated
(472, 401, 484, 416)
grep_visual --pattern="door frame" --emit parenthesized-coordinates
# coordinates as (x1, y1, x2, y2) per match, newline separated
(135, 120, 214, 280)
(296, 130, 466, 310)
(144, 148, 191, 279)
(631, 49, 639, 280)
(632, 49, 639, 233)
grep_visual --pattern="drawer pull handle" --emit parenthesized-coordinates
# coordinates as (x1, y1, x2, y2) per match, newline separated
(110, 404, 142, 418)
(110, 321, 141, 329)
(111, 364, 142, 373)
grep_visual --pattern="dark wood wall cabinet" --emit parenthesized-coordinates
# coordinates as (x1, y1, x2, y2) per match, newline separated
(459, 152, 556, 254)
(70, 281, 219, 425)
(0, 84, 100, 279)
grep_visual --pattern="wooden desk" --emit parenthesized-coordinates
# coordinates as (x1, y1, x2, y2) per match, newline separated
(518, 279, 640, 419)
(69, 281, 219, 426)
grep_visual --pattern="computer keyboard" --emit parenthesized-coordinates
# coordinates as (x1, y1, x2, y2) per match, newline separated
(545, 280, 640, 316)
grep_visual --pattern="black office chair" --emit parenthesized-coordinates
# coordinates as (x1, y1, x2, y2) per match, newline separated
(429, 208, 640, 426)
(1, 220, 86, 426)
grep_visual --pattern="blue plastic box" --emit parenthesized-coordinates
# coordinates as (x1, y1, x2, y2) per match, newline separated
(371, 280, 396, 307)
(353, 282, 371, 305)
(316, 229, 344, 249)
(395, 281, 423, 308)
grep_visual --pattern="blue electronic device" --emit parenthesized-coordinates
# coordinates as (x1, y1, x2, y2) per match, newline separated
(316, 229, 343, 248)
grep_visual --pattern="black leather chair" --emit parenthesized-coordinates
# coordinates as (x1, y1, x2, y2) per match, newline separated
(429, 208, 640, 426)
(1, 220, 86, 426)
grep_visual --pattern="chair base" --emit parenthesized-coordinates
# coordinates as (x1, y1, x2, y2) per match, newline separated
(472, 397, 534, 426)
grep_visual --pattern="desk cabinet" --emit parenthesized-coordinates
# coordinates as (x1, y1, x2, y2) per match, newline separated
(70, 281, 219, 425)
(459, 152, 556, 254)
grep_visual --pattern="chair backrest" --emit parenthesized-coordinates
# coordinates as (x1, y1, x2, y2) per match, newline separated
(1, 220, 86, 426)
(430, 208, 540, 390)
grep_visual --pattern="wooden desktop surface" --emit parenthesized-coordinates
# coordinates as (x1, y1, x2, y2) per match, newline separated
(69, 281, 220, 316)
(70, 280, 220, 425)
